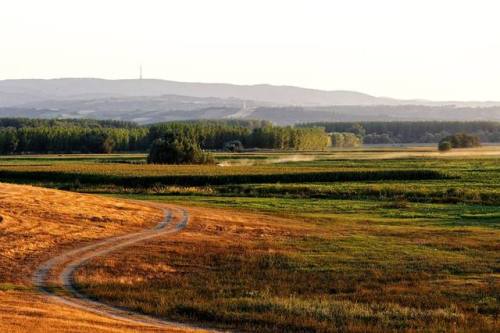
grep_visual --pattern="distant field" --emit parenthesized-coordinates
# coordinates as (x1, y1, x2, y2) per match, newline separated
(0, 147, 462, 187)
(1, 145, 499, 164)
(0, 146, 498, 204)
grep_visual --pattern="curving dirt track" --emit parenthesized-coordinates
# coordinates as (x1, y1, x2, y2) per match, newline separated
(32, 205, 224, 333)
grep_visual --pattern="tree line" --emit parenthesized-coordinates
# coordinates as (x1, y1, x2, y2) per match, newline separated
(149, 122, 330, 151)
(0, 118, 330, 154)
(298, 121, 500, 143)
(0, 126, 150, 154)
(0, 118, 139, 129)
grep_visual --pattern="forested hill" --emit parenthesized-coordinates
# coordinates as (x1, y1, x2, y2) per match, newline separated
(249, 105, 500, 125)
(1, 104, 500, 125)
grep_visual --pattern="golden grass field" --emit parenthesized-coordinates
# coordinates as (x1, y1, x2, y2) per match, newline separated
(0, 291, 196, 333)
(0, 182, 201, 333)
(74, 203, 499, 332)
(0, 183, 163, 283)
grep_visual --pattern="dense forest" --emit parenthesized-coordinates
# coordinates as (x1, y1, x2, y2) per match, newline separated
(298, 121, 500, 143)
(0, 119, 149, 154)
(0, 118, 139, 129)
(149, 121, 329, 151)
(0, 118, 329, 154)
(1, 118, 499, 154)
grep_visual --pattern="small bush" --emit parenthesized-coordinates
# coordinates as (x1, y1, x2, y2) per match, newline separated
(440, 133, 480, 149)
(438, 141, 452, 152)
(147, 138, 213, 165)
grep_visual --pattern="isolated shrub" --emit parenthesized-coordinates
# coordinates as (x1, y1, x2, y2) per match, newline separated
(438, 141, 452, 152)
(440, 133, 480, 149)
(147, 137, 213, 164)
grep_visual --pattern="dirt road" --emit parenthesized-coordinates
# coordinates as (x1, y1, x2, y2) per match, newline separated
(33, 205, 224, 332)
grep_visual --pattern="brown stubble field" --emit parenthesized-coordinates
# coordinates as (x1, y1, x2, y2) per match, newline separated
(0, 182, 192, 332)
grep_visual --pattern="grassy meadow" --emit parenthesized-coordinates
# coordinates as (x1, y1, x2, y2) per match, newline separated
(0, 145, 499, 332)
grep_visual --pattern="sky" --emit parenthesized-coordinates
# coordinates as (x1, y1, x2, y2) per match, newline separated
(1, 0, 499, 101)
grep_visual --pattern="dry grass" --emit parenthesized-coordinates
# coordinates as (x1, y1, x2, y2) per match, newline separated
(0, 183, 196, 332)
(0, 182, 163, 284)
(0, 291, 195, 333)
(74, 204, 499, 332)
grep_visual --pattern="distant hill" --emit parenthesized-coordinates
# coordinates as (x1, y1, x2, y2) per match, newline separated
(1, 78, 500, 124)
(0, 78, 392, 107)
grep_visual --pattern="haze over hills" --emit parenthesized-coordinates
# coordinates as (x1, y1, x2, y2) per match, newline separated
(0, 78, 397, 106)
(0, 78, 500, 124)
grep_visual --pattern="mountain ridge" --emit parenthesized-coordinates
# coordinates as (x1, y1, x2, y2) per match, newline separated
(2, 78, 498, 108)
(1, 78, 500, 124)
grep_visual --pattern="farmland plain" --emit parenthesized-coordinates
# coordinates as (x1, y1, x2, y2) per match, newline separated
(0, 146, 498, 332)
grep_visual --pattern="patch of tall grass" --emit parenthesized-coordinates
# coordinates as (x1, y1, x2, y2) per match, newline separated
(0, 168, 449, 187)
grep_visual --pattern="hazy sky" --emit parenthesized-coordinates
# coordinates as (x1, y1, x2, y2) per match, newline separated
(1, 0, 499, 100)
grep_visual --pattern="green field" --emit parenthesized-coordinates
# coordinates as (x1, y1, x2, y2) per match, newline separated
(1, 147, 499, 205)
(1, 146, 499, 332)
